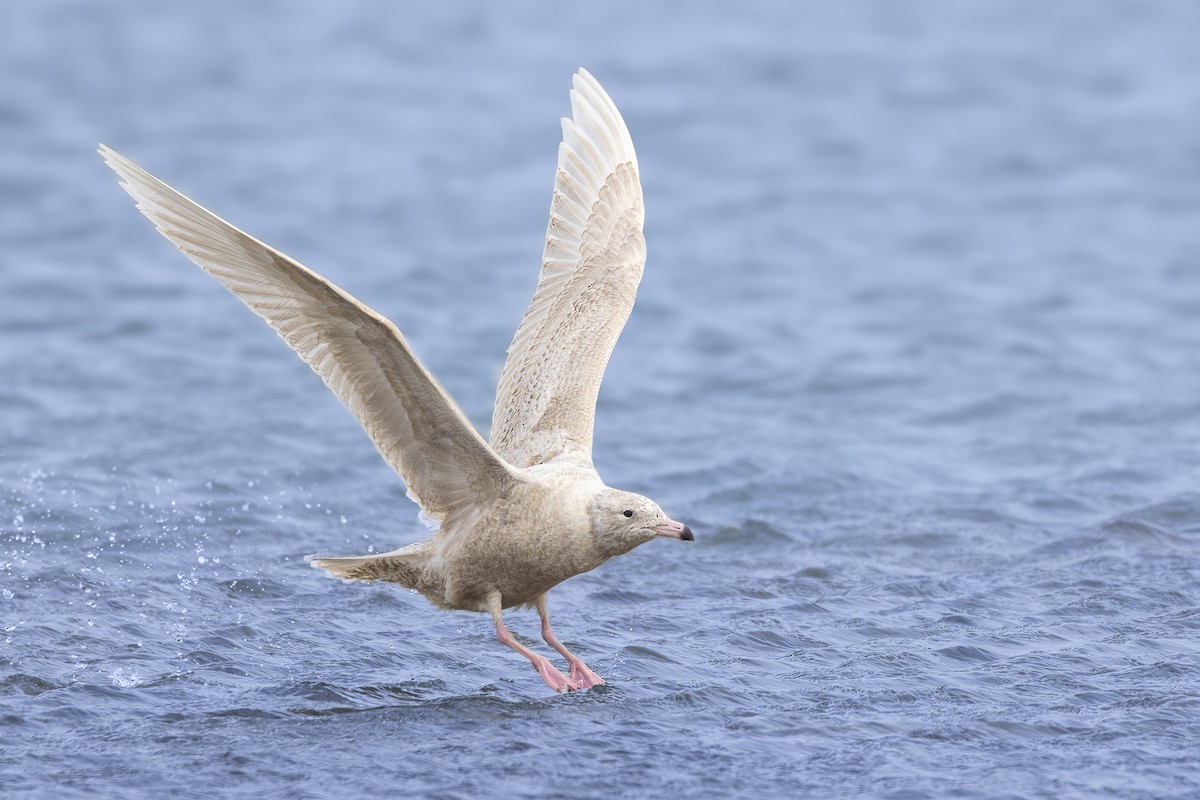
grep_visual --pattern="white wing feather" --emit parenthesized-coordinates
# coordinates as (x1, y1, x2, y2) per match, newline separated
(490, 69, 646, 470)
(99, 145, 519, 526)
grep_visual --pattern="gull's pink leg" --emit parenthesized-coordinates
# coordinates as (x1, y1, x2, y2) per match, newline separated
(488, 592, 579, 693)
(536, 595, 605, 689)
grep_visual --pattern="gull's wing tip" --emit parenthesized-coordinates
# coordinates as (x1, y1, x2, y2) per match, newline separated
(571, 68, 610, 103)
(97, 142, 124, 166)
(573, 67, 605, 90)
(571, 68, 610, 104)
(96, 144, 145, 193)
(567, 68, 638, 174)
(97, 143, 119, 172)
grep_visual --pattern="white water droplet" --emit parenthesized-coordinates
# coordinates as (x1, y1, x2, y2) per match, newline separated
(110, 667, 142, 688)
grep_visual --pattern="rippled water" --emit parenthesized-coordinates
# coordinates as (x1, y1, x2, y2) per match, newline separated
(4, 1, 1200, 797)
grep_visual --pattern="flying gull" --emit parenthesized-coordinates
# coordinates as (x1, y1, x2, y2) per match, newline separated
(100, 69, 693, 693)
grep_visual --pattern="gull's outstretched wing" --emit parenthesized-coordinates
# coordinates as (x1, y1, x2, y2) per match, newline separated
(490, 69, 646, 470)
(100, 145, 520, 526)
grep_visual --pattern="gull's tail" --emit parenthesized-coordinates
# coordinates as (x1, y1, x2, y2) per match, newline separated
(307, 540, 433, 589)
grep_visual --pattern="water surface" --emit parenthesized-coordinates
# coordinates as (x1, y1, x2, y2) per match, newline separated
(3, 1, 1200, 797)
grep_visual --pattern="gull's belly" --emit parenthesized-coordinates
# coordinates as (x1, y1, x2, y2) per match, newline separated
(441, 520, 603, 610)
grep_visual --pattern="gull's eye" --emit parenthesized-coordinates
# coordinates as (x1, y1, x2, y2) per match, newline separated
(623, 509, 633, 518)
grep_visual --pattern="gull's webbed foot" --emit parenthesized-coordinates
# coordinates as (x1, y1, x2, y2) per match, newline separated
(567, 660, 605, 690)
(534, 657, 581, 693)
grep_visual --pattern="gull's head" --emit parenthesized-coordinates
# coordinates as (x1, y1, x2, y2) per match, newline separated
(588, 488, 693, 557)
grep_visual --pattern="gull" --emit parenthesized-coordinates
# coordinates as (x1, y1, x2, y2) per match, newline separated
(100, 69, 693, 693)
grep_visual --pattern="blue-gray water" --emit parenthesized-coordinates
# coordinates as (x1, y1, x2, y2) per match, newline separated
(4, 1, 1200, 797)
